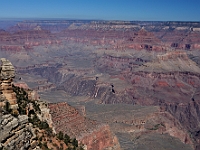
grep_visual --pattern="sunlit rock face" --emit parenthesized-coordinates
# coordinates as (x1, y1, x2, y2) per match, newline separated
(0, 58, 17, 106)
(0, 114, 38, 150)
(0, 58, 15, 79)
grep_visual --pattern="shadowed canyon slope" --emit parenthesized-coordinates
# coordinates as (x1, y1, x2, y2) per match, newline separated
(1, 20, 200, 150)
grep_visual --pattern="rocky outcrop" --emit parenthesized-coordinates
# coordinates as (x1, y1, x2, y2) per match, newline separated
(0, 114, 39, 150)
(0, 99, 75, 150)
(36, 101, 55, 133)
(0, 58, 17, 108)
(0, 58, 15, 80)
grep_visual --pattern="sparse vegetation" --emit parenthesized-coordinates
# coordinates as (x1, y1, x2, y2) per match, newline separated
(9, 85, 85, 150)
(12, 85, 41, 114)
(57, 131, 64, 140)
(57, 131, 83, 150)
(64, 134, 70, 144)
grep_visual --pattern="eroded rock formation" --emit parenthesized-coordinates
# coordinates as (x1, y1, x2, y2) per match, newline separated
(0, 114, 38, 150)
(0, 58, 17, 108)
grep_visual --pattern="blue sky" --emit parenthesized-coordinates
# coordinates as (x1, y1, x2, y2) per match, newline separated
(0, 0, 200, 21)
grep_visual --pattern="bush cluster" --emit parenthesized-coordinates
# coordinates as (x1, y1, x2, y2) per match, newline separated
(57, 131, 84, 150)
(12, 85, 40, 115)
(12, 85, 84, 150)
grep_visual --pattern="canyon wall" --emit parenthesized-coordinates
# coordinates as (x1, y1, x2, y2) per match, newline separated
(1, 20, 200, 149)
(48, 102, 120, 150)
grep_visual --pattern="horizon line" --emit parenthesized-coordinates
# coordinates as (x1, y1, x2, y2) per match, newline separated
(0, 18, 200, 23)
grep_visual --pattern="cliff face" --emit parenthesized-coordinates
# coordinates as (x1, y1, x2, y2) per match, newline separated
(80, 125, 120, 150)
(0, 29, 60, 51)
(48, 102, 120, 150)
(60, 22, 200, 51)
(124, 71, 200, 149)
(1, 21, 200, 53)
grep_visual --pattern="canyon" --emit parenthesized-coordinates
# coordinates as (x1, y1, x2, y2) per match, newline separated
(0, 20, 200, 150)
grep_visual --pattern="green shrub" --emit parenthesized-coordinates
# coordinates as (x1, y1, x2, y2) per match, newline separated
(64, 134, 70, 145)
(57, 131, 64, 140)
(39, 121, 49, 130)
(72, 138, 78, 147)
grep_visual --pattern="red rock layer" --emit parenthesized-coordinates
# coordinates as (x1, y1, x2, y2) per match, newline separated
(0, 30, 61, 51)
(48, 102, 120, 150)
